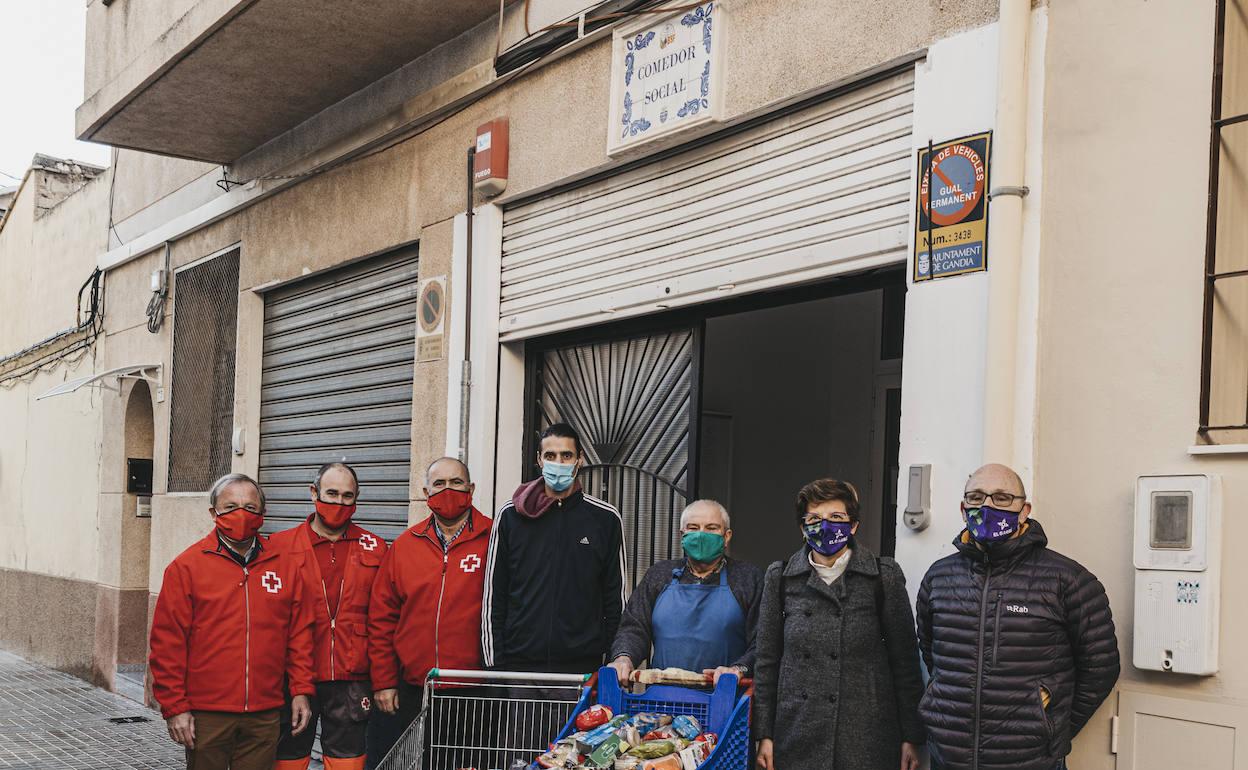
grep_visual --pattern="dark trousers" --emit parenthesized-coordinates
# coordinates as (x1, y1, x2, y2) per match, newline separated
(276, 681, 371, 769)
(185, 709, 280, 770)
(364, 681, 423, 770)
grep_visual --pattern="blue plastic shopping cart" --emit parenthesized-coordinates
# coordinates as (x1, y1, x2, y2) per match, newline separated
(542, 666, 752, 770)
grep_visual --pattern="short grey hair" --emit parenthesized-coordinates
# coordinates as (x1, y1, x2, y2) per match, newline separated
(425, 456, 471, 486)
(209, 473, 266, 510)
(680, 499, 730, 530)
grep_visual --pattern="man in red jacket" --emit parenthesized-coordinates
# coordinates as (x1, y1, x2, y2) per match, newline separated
(365, 457, 491, 769)
(270, 462, 387, 770)
(149, 473, 315, 770)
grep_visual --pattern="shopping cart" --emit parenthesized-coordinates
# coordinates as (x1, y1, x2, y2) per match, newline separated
(546, 666, 753, 770)
(374, 668, 594, 770)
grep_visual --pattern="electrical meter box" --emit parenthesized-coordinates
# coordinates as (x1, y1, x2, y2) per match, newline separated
(1133, 474, 1221, 675)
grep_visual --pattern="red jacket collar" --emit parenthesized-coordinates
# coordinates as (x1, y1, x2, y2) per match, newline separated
(295, 517, 368, 550)
(414, 507, 490, 544)
(197, 530, 276, 565)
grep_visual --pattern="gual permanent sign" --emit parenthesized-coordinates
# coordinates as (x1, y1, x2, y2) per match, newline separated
(913, 131, 992, 282)
(607, 2, 724, 155)
(416, 276, 446, 362)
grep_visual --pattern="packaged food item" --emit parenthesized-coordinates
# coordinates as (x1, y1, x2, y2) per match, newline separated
(536, 741, 580, 768)
(642, 726, 676, 742)
(616, 724, 642, 748)
(641, 755, 683, 770)
(613, 757, 641, 770)
(628, 741, 676, 760)
(577, 721, 625, 755)
(587, 734, 625, 767)
(576, 704, 614, 731)
(629, 713, 672, 732)
(678, 738, 712, 770)
(671, 715, 701, 740)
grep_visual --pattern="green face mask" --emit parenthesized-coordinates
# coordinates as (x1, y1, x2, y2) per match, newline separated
(681, 530, 725, 564)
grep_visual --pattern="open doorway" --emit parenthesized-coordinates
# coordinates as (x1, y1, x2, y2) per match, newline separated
(697, 282, 904, 568)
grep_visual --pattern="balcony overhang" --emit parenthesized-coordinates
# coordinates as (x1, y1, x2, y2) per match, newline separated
(76, 0, 500, 163)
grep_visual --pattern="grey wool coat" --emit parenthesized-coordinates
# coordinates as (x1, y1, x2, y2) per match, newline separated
(753, 545, 926, 770)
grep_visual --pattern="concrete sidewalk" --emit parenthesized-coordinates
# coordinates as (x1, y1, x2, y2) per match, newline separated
(0, 650, 181, 769)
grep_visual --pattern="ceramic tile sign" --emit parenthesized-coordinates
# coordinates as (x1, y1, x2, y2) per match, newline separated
(913, 131, 993, 282)
(608, 2, 724, 155)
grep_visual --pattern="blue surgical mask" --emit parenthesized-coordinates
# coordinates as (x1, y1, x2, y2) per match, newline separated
(965, 504, 1021, 543)
(541, 460, 578, 492)
(803, 520, 853, 556)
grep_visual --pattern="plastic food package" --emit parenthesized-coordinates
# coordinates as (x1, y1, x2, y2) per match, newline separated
(628, 741, 676, 760)
(641, 755, 683, 770)
(678, 738, 713, 770)
(616, 724, 642, 748)
(576, 704, 614, 731)
(642, 726, 677, 742)
(671, 716, 702, 741)
(587, 734, 625, 767)
(613, 757, 642, 770)
(630, 713, 672, 732)
(577, 720, 627, 755)
(536, 741, 580, 768)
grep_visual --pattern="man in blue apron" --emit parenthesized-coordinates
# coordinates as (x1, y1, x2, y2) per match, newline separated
(609, 500, 763, 684)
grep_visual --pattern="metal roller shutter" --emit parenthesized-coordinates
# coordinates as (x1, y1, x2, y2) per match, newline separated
(258, 247, 419, 541)
(500, 69, 915, 340)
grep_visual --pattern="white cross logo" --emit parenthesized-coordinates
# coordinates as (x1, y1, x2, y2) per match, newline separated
(359, 533, 378, 552)
(460, 554, 482, 573)
(997, 519, 1011, 531)
(261, 570, 282, 594)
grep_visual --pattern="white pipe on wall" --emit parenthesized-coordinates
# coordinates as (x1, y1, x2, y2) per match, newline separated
(981, 0, 1032, 465)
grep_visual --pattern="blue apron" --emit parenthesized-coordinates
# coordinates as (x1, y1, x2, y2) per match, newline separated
(651, 565, 747, 673)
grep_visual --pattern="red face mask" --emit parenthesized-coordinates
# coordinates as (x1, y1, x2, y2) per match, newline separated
(215, 508, 264, 541)
(428, 488, 473, 521)
(315, 499, 356, 530)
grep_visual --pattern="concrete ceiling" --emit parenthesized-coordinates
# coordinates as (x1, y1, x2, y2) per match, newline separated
(81, 0, 499, 163)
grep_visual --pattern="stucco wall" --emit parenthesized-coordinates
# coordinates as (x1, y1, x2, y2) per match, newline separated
(1036, 1, 1245, 767)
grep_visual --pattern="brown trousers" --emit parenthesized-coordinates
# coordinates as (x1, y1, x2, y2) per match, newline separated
(185, 709, 280, 770)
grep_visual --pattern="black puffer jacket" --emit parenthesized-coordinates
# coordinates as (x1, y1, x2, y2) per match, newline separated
(915, 519, 1119, 770)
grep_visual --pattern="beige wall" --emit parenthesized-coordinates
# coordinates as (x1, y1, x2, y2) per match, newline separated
(1036, 0, 1245, 766)
(83, 0, 223, 98)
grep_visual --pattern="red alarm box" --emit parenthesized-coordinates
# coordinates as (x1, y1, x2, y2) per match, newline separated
(473, 117, 509, 196)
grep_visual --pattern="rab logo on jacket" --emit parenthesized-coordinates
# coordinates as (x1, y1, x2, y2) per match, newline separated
(460, 554, 482, 573)
(261, 570, 283, 594)
(359, 533, 379, 551)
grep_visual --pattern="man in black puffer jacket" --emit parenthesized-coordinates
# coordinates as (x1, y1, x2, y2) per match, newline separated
(916, 463, 1119, 770)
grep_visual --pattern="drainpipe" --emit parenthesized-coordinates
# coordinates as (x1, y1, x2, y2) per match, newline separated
(459, 146, 476, 464)
(981, 0, 1032, 464)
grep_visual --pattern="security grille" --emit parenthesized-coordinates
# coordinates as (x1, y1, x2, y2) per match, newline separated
(167, 250, 240, 492)
(258, 248, 420, 540)
(531, 327, 695, 586)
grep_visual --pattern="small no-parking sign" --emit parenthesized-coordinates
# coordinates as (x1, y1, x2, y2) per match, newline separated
(913, 131, 992, 282)
(416, 276, 446, 361)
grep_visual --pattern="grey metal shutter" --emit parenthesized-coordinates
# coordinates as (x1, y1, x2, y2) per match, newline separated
(500, 69, 915, 340)
(258, 247, 419, 541)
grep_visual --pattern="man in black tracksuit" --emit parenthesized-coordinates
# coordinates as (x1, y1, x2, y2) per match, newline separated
(481, 422, 627, 674)
(916, 463, 1120, 770)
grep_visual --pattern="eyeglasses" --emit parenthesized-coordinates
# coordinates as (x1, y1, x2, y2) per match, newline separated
(963, 490, 1026, 507)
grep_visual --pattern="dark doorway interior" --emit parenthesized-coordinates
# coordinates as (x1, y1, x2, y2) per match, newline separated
(697, 283, 904, 568)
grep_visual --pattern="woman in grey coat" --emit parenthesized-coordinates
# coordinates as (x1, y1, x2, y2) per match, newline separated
(754, 479, 925, 770)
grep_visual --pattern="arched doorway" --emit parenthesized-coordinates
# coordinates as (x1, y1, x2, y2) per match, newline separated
(111, 380, 154, 702)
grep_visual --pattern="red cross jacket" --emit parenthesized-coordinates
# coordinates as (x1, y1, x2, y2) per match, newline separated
(367, 509, 491, 690)
(149, 532, 316, 719)
(267, 518, 387, 683)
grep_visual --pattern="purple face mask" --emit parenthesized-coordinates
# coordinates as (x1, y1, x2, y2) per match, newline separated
(965, 504, 1021, 543)
(803, 520, 853, 556)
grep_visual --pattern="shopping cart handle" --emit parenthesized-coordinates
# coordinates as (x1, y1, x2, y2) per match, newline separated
(426, 668, 593, 684)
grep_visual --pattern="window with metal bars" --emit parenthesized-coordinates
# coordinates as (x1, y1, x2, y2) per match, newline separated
(167, 250, 240, 492)
(1200, 0, 1248, 443)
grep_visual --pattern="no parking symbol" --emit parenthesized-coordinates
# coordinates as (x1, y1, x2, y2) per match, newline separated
(913, 131, 992, 282)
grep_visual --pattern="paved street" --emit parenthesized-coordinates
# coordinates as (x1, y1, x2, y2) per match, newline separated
(0, 650, 180, 769)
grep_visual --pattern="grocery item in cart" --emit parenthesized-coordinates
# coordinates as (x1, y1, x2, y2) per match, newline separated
(627, 740, 677, 759)
(671, 715, 702, 740)
(631, 668, 708, 686)
(576, 704, 614, 730)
